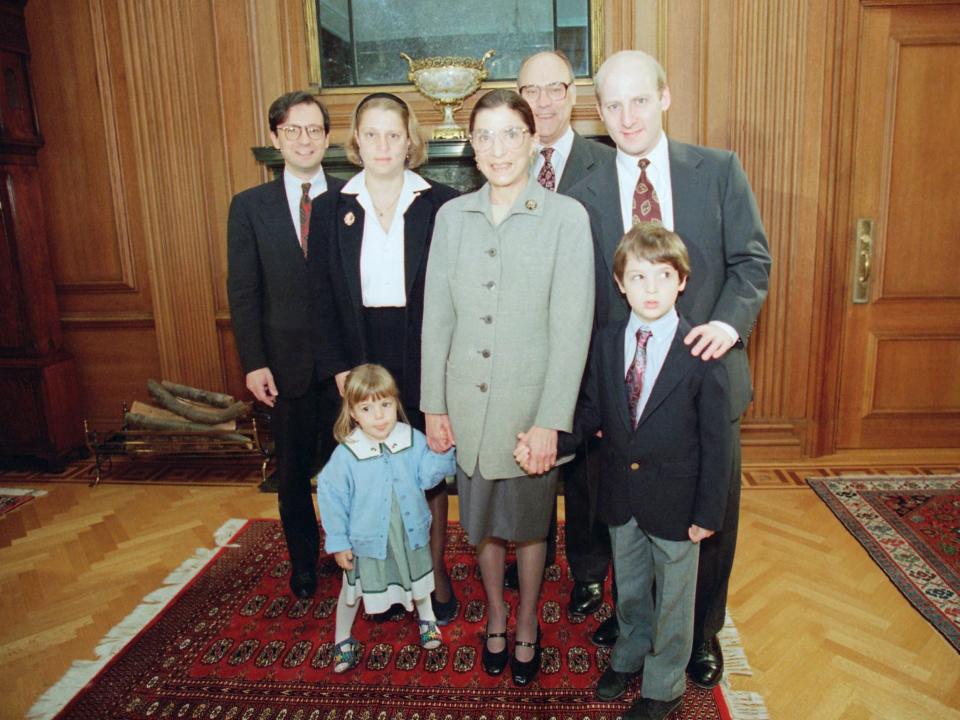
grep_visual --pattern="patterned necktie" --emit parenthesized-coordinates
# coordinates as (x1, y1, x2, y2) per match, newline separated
(537, 147, 556, 191)
(626, 327, 653, 428)
(631, 158, 661, 225)
(298, 182, 311, 258)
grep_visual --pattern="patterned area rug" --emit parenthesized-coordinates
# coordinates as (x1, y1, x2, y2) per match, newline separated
(808, 474, 960, 652)
(31, 520, 762, 719)
(0, 487, 46, 516)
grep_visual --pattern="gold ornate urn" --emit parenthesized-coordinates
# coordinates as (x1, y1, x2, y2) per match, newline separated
(400, 50, 495, 140)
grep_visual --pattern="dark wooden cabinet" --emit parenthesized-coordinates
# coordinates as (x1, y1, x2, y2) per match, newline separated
(0, 0, 82, 465)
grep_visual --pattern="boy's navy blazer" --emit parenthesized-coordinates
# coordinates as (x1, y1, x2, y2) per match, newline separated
(561, 315, 734, 542)
(309, 178, 458, 411)
(226, 173, 346, 398)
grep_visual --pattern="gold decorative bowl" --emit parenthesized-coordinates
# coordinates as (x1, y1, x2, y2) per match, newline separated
(400, 50, 495, 140)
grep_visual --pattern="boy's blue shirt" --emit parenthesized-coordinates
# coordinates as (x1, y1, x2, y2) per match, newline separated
(316, 423, 455, 560)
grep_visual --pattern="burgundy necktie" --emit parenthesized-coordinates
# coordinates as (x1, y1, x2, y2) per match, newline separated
(626, 327, 653, 428)
(298, 182, 311, 257)
(537, 147, 556, 191)
(631, 158, 661, 225)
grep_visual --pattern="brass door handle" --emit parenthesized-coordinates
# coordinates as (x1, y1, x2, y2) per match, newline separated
(852, 218, 873, 303)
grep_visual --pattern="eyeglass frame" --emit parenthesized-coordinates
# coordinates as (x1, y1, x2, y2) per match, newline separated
(518, 81, 572, 103)
(470, 127, 532, 152)
(275, 124, 327, 141)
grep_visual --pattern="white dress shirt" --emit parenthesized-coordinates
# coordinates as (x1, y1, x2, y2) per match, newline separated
(283, 168, 328, 245)
(534, 126, 575, 188)
(624, 306, 679, 419)
(344, 169, 430, 307)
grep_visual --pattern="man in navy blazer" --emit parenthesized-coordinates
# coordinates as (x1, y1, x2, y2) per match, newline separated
(568, 51, 771, 686)
(227, 91, 345, 600)
(511, 50, 615, 602)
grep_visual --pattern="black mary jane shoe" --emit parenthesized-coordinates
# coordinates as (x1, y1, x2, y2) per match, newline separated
(481, 629, 509, 676)
(510, 625, 542, 687)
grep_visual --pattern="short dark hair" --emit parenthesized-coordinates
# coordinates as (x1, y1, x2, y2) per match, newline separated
(268, 91, 330, 134)
(613, 222, 691, 282)
(468, 89, 535, 135)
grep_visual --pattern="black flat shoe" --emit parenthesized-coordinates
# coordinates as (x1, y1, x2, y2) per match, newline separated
(510, 624, 541, 687)
(569, 581, 603, 615)
(686, 636, 723, 688)
(289, 570, 317, 599)
(592, 614, 620, 647)
(481, 629, 508, 676)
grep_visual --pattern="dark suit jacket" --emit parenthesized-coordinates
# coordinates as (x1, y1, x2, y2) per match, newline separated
(568, 139, 772, 416)
(226, 173, 345, 399)
(559, 316, 733, 541)
(311, 177, 458, 412)
(556, 132, 615, 194)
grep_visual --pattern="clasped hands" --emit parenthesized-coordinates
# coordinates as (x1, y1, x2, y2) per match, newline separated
(512, 426, 558, 476)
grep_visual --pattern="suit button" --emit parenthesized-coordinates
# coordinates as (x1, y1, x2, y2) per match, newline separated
(487, 248, 497, 257)
(481, 315, 493, 324)
(478, 383, 488, 392)
(630, 462, 640, 471)
(480, 349, 490, 358)
(484, 281, 496, 289)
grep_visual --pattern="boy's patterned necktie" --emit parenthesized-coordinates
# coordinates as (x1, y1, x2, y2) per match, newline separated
(298, 182, 311, 257)
(537, 147, 556, 191)
(632, 158, 661, 225)
(626, 327, 653, 428)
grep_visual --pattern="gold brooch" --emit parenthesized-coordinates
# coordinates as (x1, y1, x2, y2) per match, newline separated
(525, 199, 537, 210)
(344, 211, 356, 226)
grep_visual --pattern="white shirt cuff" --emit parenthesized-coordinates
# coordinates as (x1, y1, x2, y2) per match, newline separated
(710, 320, 739, 343)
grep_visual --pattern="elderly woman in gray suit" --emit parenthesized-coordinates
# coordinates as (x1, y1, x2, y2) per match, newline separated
(420, 89, 594, 687)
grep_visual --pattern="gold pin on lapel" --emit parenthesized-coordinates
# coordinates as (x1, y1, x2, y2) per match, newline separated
(525, 199, 537, 210)
(344, 211, 356, 226)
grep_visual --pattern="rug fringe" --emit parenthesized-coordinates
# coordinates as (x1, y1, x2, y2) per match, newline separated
(0, 486, 48, 496)
(721, 679, 769, 720)
(27, 518, 246, 720)
(718, 610, 752, 676)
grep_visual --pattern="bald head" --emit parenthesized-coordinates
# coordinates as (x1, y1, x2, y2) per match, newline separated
(518, 51, 577, 146)
(593, 50, 671, 158)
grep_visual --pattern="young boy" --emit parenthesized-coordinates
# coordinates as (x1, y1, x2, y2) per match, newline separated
(517, 223, 733, 720)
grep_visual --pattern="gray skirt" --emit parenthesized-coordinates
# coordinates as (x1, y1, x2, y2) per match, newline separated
(456, 463, 558, 545)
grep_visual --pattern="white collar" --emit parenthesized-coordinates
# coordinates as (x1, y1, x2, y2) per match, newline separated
(343, 422, 414, 460)
(616, 131, 669, 176)
(341, 168, 430, 196)
(283, 167, 327, 196)
(539, 125, 575, 160)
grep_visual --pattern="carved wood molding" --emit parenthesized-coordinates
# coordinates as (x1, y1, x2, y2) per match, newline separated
(113, 0, 223, 390)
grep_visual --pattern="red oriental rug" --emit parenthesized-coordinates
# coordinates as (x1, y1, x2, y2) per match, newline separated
(0, 487, 45, 516)
(31, 520, 755, 720)
(808, 474, 960, 652)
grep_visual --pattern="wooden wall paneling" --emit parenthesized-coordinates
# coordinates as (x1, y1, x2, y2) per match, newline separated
(661, 0, 703, 144)
(112, 0, 223, 391)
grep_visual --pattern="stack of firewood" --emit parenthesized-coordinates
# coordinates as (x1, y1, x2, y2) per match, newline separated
(123, 380, 251, 440)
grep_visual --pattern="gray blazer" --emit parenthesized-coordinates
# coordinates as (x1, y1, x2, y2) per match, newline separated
(557, 132, 615, 194)
(420, 175, 595, 479)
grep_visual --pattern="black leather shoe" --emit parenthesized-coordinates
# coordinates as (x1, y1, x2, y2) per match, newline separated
(510, 625, 541, 687)
(568, 581, 603, 615)
(289, 570, 317, 599)
(596, 665, 638, 701)
(481, 629, 508, 676)
(687, 636, 723, 688)
(624, 695, 683, 720)
(503, 561, 519, 590)
(591, 615, 619, 647)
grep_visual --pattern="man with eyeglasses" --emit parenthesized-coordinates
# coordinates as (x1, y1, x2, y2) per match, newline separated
(508, 50, 615, 629)
(227, 91, 346, 600)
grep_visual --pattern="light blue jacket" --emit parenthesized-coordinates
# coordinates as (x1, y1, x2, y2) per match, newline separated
(316, 423, 455, 560)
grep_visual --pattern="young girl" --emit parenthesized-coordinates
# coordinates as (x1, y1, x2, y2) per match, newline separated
(316, 363, 456, 673)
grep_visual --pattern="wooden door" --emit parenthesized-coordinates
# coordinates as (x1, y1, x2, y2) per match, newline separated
(836, 1, 960, 448)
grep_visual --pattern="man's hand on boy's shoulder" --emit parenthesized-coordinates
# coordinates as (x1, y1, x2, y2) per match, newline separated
(688, 525, 715, 543)
(684, 322, 737, 361)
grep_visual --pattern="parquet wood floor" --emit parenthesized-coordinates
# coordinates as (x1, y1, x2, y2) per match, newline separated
(1, 453, 958, 719)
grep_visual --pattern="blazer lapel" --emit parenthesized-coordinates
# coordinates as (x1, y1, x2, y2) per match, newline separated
(557, 134, 588, 193)
(262, 178, 302, 257)
(635, 318, 697, 428)
(606, 319, 635, 433)
(403, 190, 432, 297)
(337, 194, 365, 312)
(584, 157, 623, 282)
(668, 140, 707, 249)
